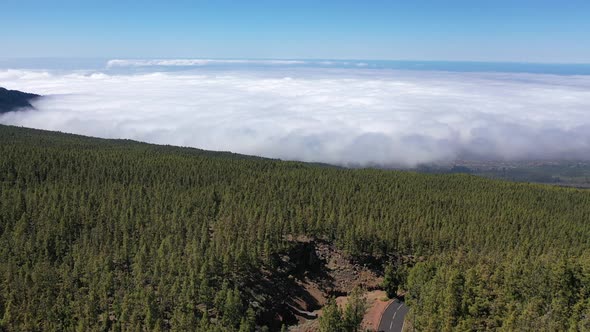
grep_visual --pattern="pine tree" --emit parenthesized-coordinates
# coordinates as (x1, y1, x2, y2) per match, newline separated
(238, 306, 256, 332)
(382, 263, 398, 298)
(343, 287, 367, 332)
(319, 298, 343, 332)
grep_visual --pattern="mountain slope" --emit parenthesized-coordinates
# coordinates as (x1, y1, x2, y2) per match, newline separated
(0, 124, 589, 331)
(0, 87, 40, 113)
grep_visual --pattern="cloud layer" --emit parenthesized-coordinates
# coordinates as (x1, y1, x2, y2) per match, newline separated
(1, 66, 590, 166)
(106, 59, 308, 67)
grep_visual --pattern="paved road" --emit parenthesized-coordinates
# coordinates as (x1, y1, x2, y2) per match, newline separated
(378, 299, 409, 332)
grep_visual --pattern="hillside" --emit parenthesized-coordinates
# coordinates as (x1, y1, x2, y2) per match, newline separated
(0, 87, 40, 113)
(418, 160, 590, 189)
(0, 124, 589, 331)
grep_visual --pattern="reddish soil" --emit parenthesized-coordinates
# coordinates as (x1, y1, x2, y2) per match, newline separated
(280, 238, 386, 331)
(361, 290, 392, 331)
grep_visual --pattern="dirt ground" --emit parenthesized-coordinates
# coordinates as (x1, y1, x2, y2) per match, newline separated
(279, 238, 391, 331)
(361, 290, 392, 331)
(290, 290, 391, 332)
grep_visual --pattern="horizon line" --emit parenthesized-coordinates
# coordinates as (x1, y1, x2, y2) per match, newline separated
(2, 56, 590, 66)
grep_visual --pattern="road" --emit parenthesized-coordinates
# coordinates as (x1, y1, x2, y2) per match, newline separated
(377, 299, 409, 332)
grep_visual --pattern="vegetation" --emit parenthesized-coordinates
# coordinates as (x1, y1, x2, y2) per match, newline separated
(419, 161, 590, 188)
(0, 124, 589, 331)
(317, 288, 366, 332)
(477, 162, 590, 188)
(318, 298, 342, 332)
(382, 263, 401, 299)
(342, 288, 367, 332)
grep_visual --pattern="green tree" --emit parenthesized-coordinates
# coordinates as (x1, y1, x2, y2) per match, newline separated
(343, 287, 367, 332)
(238, 306, 256, 332)
(382, 263, 399, 298)
(319, 298, 343, 332)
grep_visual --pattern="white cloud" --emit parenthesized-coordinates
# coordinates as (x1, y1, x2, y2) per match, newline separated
(106, 59, 307, 67)
(1, 66, 590, 167)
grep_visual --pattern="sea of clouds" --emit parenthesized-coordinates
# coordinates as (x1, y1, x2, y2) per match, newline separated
(1, 60, 590, 167)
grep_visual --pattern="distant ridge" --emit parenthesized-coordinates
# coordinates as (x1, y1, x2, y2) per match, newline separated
(0, 87, 40, 114)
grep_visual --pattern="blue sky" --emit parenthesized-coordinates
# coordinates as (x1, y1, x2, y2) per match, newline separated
(1, 0, 590, 63)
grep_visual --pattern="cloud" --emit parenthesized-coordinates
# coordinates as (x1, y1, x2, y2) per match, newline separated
(1, 66, 590, 167)
(106, 59, 308, 67)
(105, 59, 372, 69)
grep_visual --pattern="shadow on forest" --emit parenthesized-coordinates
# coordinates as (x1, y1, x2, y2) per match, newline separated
(243, 238, 390, 330)
(239, 240, 335, 329)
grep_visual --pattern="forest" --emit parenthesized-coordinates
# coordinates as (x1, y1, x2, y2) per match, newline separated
(0, 124, 589, 331)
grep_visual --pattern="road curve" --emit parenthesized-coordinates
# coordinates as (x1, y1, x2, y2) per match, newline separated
(377, 299, 409, 332)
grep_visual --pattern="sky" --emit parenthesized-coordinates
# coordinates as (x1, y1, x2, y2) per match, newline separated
(1, 0, 590, 63)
